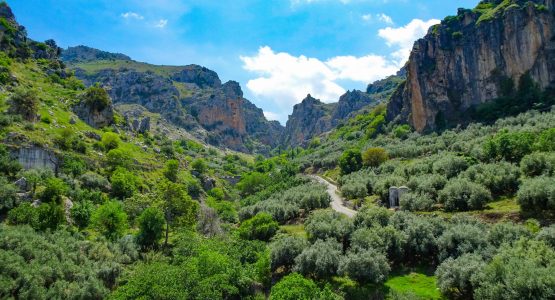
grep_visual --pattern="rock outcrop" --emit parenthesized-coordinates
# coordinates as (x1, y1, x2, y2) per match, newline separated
(15, 146, 58, 170)
(282, 74, 404, 147)
(61, 45, 131, 62)
(65, 51, 284, 153)
(387, 0, 555, 132)
(281, 95, 335, 147)
(73, 96, 114, 128)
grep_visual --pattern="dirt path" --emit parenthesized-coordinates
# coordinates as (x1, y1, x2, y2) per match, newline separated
(308, 175, 357, 218)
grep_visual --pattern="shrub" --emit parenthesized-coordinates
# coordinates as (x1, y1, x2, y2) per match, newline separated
(106, 148, 133, 170)
(237, 172, 269, 196)
(472, 239, 555, 300)
(432, 154, 469, 178)
(40, 177, 68, 204)
(536, 225, 555, 248)
(487, 222, 531, 248)
(91, 201, 128, 241)
(338, 248, 390, 284)
(353, 205, 392, 228)
(339, 149, 362, 175)
(110, 168, 139, 199)
(0, 177, 18, 211)
(163, 159, 179, 182)
(270, 235, 309, 271)
(536, 128, 555, 151)
(437, 223, 490, 260)
(362, 147, 389, 168)
(71, 200, 93, 229)
(191, 158, 207, 174)
(520, 152, 555, 177)
(9, 88, 39, 121)
(407, 173, 447, 200)
(82, 85, 111, 111)
(270, 273, 319, 300)
(438, 178, 492, 212)
(461, 162, 520, 197)
(294, 239, 342, 279)
(350, 226, 406, 259)
(305, 210, 353, 243)
(400, 192, 435, 212)
(238, 213, 279, 241)
(483, 131, 535, 162)
(136, 207, 165, 250)
(435, 253, 485, 299)
(517, 176, 555, 214)
(101, 132, 120, 151)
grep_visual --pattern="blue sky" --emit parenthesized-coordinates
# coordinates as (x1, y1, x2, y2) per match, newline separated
(9, 0, 479, 124)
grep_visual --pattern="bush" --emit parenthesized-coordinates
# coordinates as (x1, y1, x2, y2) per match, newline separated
(237, 172, 269, 196)
(438, 178, 492, 212)
(0, 145, 21, 178)
(461, 162, 520, 197)
(191, 158, 207, 174)
(517, 176, 555, 214)
(435, 253, 485, 299)
(294, 239, 342, 279)
(305, 210, 353, 243)
(353, 205, 392, 228)
(163, 159, 179, 182)
(536, 225, 555, 248)
(40, 177, 68, 204)
(0, 176, 18, 211)
(9, 88, 39, 121)
(82, 85, 111, 111)
(472, 239, 555, 300)
(437, 223, 490, 260)
(536, 128, 555, 152)
(487, 222, 531, 248)
(0, 224, 125, 299)
(432, 154, 469, 178)
(400, 192, 435, 212)
(71, 200, 93, 229)
(339, 149, 362, 175)
(362, 147, 389, 168)
(91, 201, 128, 241)
(520, 152, 555, 177)
(136, 207, 165, 250)
(270, 273, 319, 300)
(238, 213, 279, 241)
(110, 168, 139, 199)
(407, 174, 446, 201)
(338, 248, 390, 284)
(106, 148, 133, 170)
(483, 131, 535, 162)
(350, 226, 406, 259)
(101, 132, 120, 151)
(270, 235, 309, 272)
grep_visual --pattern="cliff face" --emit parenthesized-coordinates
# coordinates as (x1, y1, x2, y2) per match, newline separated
(65, 51, 284, 153)
(281, 95, 335, 147)
(282, 74, 404, 147)
(387, 0, 555, 132)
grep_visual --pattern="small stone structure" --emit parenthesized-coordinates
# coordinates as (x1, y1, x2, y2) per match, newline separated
(389, 186, 410, 208)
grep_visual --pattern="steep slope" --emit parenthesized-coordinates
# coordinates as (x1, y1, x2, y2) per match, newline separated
(63, 47, 283, 153)
(388, 0, 555, 132)
(282, 74, 404, 147)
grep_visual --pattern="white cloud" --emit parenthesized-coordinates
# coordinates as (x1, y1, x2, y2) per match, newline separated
(362, 13, 394, 24)
(377, 13, 393, 24)
(154, 19, 168, 28)
(263, 111, 281, 121)
(378, 18, 439, 64)
(121, 12, 144, 20)
(241, 18, 438, 119)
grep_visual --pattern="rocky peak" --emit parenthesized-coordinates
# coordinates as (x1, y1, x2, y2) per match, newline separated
(332, 90, 375, 122)
(171, 65, 222, 89)
(62, 46, 131, 62)
(282, 95, 335, 147)
(387, 0, 555, 132)
(222, 80, 243, 98)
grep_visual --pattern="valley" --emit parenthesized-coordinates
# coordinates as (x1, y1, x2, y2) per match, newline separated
(0, 0, 555, 299)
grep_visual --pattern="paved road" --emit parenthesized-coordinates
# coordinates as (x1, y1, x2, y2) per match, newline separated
(309, 175, 357, 218)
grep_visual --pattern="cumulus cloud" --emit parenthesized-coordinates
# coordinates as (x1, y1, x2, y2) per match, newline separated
(121, 12, 144, 20)
(241, 18, 438, 121)
(378, 18, 439, 64)
(263, 111, 281, 121)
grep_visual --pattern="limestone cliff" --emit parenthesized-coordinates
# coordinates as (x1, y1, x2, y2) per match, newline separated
(387, 0, 555, 131)
(64, 50, 284, 153)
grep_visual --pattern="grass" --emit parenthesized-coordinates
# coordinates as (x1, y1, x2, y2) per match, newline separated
(280, 224, 307, 237)
(385, 271, 443, 299)
(69, 60, 186, 77)
(476, 0, 516, 25)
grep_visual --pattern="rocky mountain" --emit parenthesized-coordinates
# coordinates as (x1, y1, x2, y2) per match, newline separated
(63, 48, 283, 153)
(282, 74, 404, 147)
(387, 0, 555, 132)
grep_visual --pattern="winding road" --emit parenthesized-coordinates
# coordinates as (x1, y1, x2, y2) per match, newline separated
(308, 175, 357, 218)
